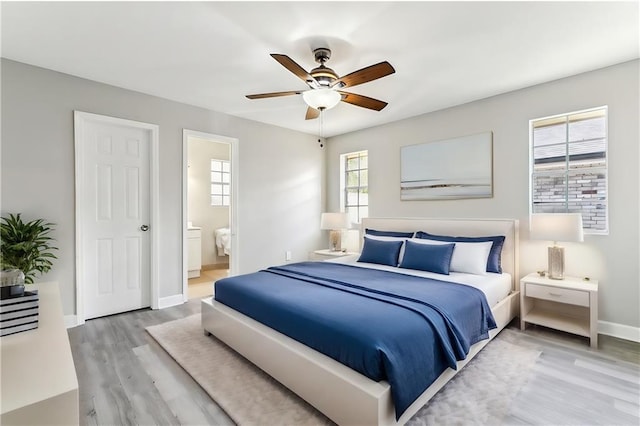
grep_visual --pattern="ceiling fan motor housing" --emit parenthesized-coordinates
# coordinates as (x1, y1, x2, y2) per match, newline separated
(310, 66, 338, 86)
(310, 48, 337, 87)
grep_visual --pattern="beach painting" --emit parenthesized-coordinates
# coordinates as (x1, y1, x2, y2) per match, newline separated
(401, 131, 493, 200)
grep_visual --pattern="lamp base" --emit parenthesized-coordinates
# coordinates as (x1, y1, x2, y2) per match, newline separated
(548, 245, 565, 280)
(329, 230, 342, 252)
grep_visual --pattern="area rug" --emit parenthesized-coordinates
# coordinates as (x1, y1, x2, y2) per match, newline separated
(146, 315, 541, 426)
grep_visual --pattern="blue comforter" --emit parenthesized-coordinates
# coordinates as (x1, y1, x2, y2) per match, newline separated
(214, 261, 496, 419)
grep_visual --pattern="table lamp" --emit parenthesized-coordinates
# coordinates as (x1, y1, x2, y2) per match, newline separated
(530, 213, 584, 280)
(320, 212, 351, 252)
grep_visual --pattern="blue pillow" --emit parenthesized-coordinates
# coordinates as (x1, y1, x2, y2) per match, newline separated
(415, 231, 505, 273)
(365, 228, 415, 238)
(399, 240, 455, 275)
(357, 237, 404, 267)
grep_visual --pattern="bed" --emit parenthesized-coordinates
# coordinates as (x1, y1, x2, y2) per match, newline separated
(202, 217, 520, 425)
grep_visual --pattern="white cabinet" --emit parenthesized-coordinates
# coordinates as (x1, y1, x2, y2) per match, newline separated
(1, 282, 79, 425)
(188, 227, 202, 278)
(520, 273, 598, 348)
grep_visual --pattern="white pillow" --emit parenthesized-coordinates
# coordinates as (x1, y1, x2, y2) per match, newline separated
(410, 238, 492, 275)
(363, 234, 409, 266)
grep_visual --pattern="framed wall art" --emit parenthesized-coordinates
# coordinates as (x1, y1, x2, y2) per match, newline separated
(400, 131, 493, 200)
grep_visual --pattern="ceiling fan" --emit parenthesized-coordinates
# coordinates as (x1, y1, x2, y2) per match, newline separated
(246, 48, 395, 120)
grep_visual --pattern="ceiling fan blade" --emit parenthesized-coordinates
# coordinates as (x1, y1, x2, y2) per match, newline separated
(338, 91, 388, 111)
(271, 54, 318, 88)
(246, 90, 302, 99)
(305, 107, 320, 120)
(331, 61, 395, 89)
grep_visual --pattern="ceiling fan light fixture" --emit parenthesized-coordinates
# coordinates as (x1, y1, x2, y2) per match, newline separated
(303, 89, 341, 111)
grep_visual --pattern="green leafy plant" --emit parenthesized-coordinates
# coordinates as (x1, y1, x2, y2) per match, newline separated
(0, 213, 58, 284)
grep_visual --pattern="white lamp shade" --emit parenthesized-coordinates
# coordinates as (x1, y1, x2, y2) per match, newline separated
(320, 212, 351, 230)
(530, 213, 584, 243)
(303, 89, 341, 110)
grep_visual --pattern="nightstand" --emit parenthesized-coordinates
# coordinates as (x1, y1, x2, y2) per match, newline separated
(310, 249, 358, 261)
(520, 272, 598, 348)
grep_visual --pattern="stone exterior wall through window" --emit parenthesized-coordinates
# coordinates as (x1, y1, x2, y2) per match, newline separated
(532, 160, 606, 230)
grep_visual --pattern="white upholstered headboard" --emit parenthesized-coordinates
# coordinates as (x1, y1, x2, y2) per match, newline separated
(360, 217, 520, 291)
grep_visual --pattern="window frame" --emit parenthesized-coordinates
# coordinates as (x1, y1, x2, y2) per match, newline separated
(529, 106, 609, 235)
(339, 150, 368, 225)
(210, 158, 231, 207)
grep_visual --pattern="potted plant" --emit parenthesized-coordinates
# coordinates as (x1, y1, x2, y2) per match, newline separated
(0, 213, 58, 297)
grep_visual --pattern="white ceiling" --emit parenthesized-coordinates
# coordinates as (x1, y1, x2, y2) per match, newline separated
(2, 1, 638, 137)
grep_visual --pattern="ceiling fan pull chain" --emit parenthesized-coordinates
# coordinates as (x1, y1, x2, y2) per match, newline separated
(318, 110, 324, 148)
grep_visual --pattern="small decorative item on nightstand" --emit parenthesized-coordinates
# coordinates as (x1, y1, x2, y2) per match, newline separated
(520, 272, 598, 347)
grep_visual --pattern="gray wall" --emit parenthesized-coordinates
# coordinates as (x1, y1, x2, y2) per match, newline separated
(1, 59, 325, 316)
(326, 60, 640, 330)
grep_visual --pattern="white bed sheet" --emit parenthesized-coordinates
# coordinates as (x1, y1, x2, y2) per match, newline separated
(326, 254, 512, 307)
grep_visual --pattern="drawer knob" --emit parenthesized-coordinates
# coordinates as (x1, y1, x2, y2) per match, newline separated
(548, 292, 563, 297)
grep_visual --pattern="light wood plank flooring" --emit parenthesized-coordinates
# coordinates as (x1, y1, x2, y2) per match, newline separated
(68, 302, 639, 426)
(188, 269, 228, 300)
(68, 299, 234, 426)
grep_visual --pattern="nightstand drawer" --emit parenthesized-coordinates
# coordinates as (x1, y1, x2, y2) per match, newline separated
(525, 283, 589, 307)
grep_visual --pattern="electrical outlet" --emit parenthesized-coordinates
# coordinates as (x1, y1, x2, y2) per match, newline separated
(285, 251, 292, 261)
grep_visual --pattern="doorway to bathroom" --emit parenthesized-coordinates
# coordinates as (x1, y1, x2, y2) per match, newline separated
(182, 129, 238, 300)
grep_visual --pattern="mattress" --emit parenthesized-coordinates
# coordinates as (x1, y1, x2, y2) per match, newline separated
(327, 254, 512, 307)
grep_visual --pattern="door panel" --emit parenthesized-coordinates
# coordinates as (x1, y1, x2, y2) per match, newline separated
(125, 237, 141, 290)
(82, 120, 151, 319)
(96, 239, 113, 294)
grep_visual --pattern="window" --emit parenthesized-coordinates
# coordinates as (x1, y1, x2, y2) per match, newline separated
(340, 150, 368, 224)
(210, 159, 230, 206)
(530, 106, 608, 233)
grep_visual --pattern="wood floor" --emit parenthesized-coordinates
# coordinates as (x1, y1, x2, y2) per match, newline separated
(68, 301, 639, 426)
(68, 299, 234, 426)
(188, 269, 228, 300)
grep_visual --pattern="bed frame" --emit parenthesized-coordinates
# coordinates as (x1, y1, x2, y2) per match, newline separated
(202, 217, 520, 425)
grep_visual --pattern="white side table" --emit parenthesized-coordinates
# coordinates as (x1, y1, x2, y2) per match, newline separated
(310, 249, 358, 261)
(520, 272, 598, 348)
(1, 282, 79, 424)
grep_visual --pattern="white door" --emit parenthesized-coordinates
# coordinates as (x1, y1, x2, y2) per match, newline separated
(77, 114, 153, 319)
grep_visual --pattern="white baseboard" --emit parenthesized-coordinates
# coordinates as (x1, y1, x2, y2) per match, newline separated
(599, 320, 640, 343)
(64, 295, 186, 327)
(64, 315, 78, 329)
(63, 295, 185, 327)
(158, 293, 185, 309)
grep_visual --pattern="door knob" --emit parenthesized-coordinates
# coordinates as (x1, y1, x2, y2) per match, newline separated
(140, 225, 149, 232)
